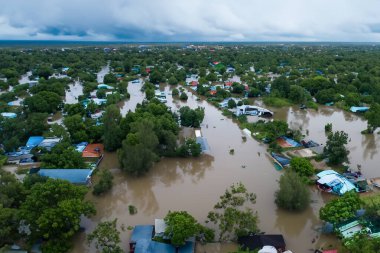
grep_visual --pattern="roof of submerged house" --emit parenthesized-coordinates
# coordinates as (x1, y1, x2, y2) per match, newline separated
(238, 234, 286, 251)
(37, 169, 93, 184)
(131, 225, 195, 253)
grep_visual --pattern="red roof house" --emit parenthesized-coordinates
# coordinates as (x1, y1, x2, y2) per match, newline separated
(82, 144, 104, 158)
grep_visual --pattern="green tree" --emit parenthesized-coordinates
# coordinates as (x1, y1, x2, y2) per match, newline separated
(164, 211, 201, 247)
(289, 85, 307, 103)
(0, 204, 20, 246)
(40, 141, 87, 168)
(168, 76, 178, 85)
(207, 183, 257, 241)
(172, 88, 179, 96)
(289, 157, 315, 177)
(180, 92, 188, 101)
(103, 73, 117, 84)
(319, 191, 361, 224)
(323, 131, 350, 165)
(275, 170, 310, 211)
(63, 114, 88, 143)
(103, 105, 123, 151)
(176, 138, 202, 157)
(24, 91, 62, 113)
(343, 234, 380, 253)
(118, 120, 159, 176)
(179, 106, 205, 128)
(228, 99, 237, 109)
(87, 219, 123, 253)
(92, 170, 114, 196)
(365, 103, 380, 133)
(20, 179, 95, 252)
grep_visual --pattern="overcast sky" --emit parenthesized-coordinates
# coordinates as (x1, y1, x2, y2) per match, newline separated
(0, 0, 380, 42)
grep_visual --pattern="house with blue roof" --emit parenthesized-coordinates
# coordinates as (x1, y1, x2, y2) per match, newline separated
(34, 168, 94, 185)
(129, 225, 195, 253)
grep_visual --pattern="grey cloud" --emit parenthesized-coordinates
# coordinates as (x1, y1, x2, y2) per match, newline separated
(0, 0, 380, 41)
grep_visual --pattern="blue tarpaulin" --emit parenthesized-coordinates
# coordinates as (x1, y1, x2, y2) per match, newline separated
(37, 169, 93, 184)
(26, 136, 44, 149)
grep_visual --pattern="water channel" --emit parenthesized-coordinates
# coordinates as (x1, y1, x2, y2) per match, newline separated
(70, 84, 379, 253)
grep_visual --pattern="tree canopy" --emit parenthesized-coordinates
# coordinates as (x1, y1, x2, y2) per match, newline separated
(324, 130, 350, 165)
(20, 179, 95, 252)
(275, 170, 310, 211)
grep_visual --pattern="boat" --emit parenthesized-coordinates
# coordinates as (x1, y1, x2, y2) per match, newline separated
(271, 152, 290, 170)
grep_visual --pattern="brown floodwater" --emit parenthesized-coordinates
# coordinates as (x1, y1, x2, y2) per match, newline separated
(71, 87, 379, 253)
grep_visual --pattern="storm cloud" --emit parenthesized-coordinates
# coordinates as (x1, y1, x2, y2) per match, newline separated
(0, 0, 380, 41)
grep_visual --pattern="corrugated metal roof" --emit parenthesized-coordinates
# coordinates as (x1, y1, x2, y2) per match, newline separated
(38, 169, 93, 184)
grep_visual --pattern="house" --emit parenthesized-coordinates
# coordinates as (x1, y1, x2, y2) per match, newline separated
(26, 136, 45, 149)
(235, 105, 273, 117)
(129, 225, 195, 253)
(1, 112, 17, 119)
(238, 234, 286, 252)
(34, 168, 94, 185)
(98, 84, 114, 90)
(38, 138, 61, 151)
(316, 170, 358, 195)
(82, 143, 104, 158)
(74, 142, 88, 152)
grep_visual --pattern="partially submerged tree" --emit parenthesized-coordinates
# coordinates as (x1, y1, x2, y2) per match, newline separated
(179, 106, 205, 128)
(118, 119, 158, 176)
(275, 170, 310, 211)
(289, 157, 315, 178)
(319, 190, 362, 224)
(164, 211, 201, 247)
(323, 130, 350, 165)
(206, 182, 258, 241)
(365, 103, 380, 133)
(92, 170, 114, 196)
(87, 219, 123, 253)
(103, 104, 123, 152)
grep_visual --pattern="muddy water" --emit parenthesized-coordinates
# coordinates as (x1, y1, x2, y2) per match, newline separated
(119, 80, 145, 116)
(71, 88, 379, 253)
(97, 64, 110, 84)
(261, 103, 380, 178)
(65, 80, 83, 104)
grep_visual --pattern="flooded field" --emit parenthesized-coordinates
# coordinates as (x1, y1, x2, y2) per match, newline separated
(71, 86, 379, 253)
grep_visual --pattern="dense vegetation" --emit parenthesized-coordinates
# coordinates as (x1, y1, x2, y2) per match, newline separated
(1, 43, 380, 252)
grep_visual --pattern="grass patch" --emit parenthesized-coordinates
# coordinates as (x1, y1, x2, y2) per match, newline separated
(263, 96, 292, 107)
(306, 101, 319, 110)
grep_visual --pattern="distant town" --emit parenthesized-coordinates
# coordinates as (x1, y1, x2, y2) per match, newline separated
(0, 43, 380, 253)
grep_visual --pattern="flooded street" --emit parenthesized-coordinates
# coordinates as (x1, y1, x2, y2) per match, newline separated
(71, 86, 379, 253)
(97, 64, 110, 83)
(119, 80, 145, 115)
(65, 80, 83, 104)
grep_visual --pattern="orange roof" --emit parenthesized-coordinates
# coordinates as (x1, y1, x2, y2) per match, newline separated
(82, 143, 104, 158)
(209, 90, 217, 95)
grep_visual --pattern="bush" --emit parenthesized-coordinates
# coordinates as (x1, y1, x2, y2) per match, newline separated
(180, 92, 188, 101)
(325, 123, 332, 132)
(290, 157, 315, 177)
(172, 88, 179, 96)
(275, 170, 310, 211)
(92, 170, 114, 196)
(263, 96, 292, 107)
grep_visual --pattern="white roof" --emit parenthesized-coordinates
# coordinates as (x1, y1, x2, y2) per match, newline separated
(258, 246, 277, 253)
(155, 219, 167, 235)
(195, 130, 202, 138)
(317, 172, 357, 195)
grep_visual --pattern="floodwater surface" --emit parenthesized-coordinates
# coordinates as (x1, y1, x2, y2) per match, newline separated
(71, 87, 379, 253)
